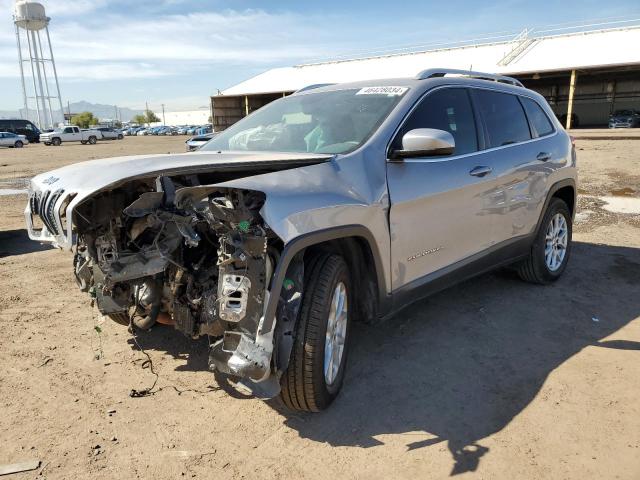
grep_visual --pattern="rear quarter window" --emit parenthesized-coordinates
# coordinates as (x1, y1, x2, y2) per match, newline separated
(521, 97, 554, 137)
(474, 90, 531, 148)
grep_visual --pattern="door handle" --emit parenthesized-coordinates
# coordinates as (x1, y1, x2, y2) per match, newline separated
(537, 152, 552, 162)
(469, 166, 492, 177)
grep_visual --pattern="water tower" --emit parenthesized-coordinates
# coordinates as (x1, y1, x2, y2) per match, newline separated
(13, 0, 64, 129)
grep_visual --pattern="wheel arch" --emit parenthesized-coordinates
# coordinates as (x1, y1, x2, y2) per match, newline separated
(303, 235, 383, 323)
(263, 225, 389, 337)
(534, 178, 576, 238)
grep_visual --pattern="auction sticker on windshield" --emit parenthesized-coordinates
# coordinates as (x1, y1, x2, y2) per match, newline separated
(356, 86, 408, 96)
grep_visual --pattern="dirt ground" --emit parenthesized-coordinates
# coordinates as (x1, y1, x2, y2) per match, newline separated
(0, 135, 639, 479)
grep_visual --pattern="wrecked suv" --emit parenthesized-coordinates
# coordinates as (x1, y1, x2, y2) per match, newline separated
(25, 69, 577, 411)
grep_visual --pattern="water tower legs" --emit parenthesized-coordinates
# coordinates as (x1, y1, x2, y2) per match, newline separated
(46, 27, 64, 126)
(14, 24, 29, 119)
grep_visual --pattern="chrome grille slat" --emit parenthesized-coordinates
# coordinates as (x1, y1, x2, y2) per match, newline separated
(46, 190, 64, 235)
(38, 190, 53, 233)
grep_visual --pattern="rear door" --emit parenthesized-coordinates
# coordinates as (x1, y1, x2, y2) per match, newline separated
(14, 120, 28, 138)
(70, 127, 82, 141)
(387, 87, 502, 290)
(470, 89, 550, 244)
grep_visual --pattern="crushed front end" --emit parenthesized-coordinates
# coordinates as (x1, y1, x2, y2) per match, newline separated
(38, 174, 302, 390)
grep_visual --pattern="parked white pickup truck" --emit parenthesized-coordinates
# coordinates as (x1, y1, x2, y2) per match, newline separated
(40, 126, 99, 146)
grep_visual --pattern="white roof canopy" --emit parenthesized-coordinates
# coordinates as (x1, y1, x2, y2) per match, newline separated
(222, 25, 640, 96)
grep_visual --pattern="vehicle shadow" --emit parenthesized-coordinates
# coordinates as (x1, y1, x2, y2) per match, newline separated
(126, 326, 210, 372)
(269, 241, 640, 475)
(124, 329, 255, 398)
(0, 229, 51, 258)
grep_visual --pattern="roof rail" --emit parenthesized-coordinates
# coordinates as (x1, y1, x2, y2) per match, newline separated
(293, 83, 336, 94)
(416, 68, 524, 87)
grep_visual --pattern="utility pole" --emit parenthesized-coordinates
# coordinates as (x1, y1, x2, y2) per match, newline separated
(161, 103, 166, 126)
(67, 100, 70, 125)
(145, 101, 149, 126)
(566, 70, 577, 129)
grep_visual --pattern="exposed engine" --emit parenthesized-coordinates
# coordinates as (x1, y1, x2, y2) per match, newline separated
(72, 174, 291, 384)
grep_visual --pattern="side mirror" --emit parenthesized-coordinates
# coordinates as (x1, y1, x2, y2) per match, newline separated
(391, 128, 455, 159)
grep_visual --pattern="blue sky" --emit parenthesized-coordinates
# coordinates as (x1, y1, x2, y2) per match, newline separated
(0, 0, 638, 111)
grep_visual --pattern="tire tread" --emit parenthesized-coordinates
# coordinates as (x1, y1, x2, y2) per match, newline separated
(281, 253, 346, 412)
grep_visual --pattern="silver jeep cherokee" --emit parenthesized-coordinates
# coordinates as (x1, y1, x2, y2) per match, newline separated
(25, 69, 577, 411)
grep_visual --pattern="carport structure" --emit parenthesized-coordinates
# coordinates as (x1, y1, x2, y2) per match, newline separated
(211, 19, 640, 130)
(519, 66, 640, 128)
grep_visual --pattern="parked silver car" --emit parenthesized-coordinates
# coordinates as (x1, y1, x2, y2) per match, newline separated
(24, 69, 576, 411)
(0, 131, 28, 148)
(185, 132, 217, 151)
(95, 127, 125, 140)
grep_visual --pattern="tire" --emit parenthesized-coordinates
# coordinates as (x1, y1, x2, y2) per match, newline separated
(517, 197, 572, 284)
(280, 253, 351, 412)
(14, 141, 24, 148)
(44, 142, 51, 146)
(88, 136, 97, 145)
(51, 137, 61, 146)
(117, 134, 123, 140)
(80, 141, 87, 145)
(107, 313, 130, 326)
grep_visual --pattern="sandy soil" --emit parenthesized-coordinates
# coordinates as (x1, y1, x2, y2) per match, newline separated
(0, 136, 639, 479)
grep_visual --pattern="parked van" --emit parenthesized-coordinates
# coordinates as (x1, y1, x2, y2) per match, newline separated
(0, 119, 41, 143)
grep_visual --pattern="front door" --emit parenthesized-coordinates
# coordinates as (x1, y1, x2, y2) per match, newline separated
(387, 87, 500, 290)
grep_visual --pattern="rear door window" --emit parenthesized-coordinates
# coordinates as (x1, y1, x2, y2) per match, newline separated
(473, 90, 531, 148)
(395, 87, 478, 155)
(521, 97, 554, 137)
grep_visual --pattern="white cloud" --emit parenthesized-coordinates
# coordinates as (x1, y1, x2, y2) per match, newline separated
(0, 8, 350, 81)
(45, 0, 110, 15)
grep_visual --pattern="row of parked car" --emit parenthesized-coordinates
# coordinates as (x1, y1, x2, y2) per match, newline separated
(123, 124, 213, 137)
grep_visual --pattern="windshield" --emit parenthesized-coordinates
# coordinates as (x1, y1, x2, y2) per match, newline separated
(201, 87, 407, 154)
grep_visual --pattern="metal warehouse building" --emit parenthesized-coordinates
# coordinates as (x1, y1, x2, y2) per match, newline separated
(211, 20, 640, 130)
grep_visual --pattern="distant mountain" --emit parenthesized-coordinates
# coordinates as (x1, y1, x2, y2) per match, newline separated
(0, 101, 144, 122)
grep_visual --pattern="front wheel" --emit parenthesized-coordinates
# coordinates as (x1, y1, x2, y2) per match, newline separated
(14, 141, 24, 148)
(51, 137, 61, 146)
(88, 136, 97, 145)
(280, 253, 351, 412)
(117, 134, 123, 140)
(517, 197, 572, 284)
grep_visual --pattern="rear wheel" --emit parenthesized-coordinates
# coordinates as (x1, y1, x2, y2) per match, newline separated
(88, 136, 97, 145)
(14, 140, 24, 148)
(117, 134, 123, 140)
(51, 137, 61, 146)
(280, 253, 351, 412)
(517, 197, 572, 284)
